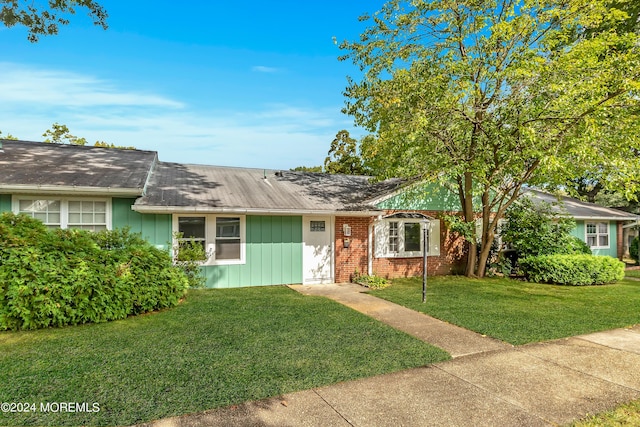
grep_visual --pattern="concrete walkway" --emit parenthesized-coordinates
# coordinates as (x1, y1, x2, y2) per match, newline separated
(140, 283, 640, 427)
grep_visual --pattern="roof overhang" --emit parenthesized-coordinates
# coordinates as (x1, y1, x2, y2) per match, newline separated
(0, 184, 143, 197)
(573, 215, 639, 221)
(132, 205, 382, 217)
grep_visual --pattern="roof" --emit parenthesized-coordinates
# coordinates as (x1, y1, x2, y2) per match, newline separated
(0, 140, 157, 196)
(133, 162, 406, 214)
(525, 189, 639, 221)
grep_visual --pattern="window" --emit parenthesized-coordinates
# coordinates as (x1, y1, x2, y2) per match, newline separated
(310, 220, 326, 232)
(68, 201, 107, 231)
(14, 197, 110, 230)
(215, 217, 241, 260)
(18, 199, 61, 229)
(586, 221, 609, 249)
(388, 221, 399, 252)
(178, 216, 206, 251)
(375, 217, 440, 258)
(404, 222, 421, 252)
(174, 215, 245, 265)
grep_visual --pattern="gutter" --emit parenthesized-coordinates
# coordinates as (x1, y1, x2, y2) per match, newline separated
(573, 216, 640, 221)
(131, 205, 382, 217)
(0, 184, 142, 197)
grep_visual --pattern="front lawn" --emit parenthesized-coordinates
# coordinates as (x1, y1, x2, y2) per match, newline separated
(372, 276, 640, 345)
(625, 269, 640, 278)
(0, 287, 448, 427)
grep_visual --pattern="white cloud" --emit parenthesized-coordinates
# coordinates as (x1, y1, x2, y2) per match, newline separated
(0, 63, 354, 169)
(0, 62, 184, 108)
(251, 65, 280, 73)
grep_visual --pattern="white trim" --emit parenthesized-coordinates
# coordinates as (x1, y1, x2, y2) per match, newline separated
(172, 214, 246, 266)
(134, 205, 381, 216)
(2, 184, 141, 197)
(11, 195, 112, 230)
(574, 216, 637, 221)
(375, 218, 425, 258)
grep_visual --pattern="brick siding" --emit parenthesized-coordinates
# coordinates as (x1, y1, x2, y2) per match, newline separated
(617, 221, 624, 259)
(334, 211, 467, 283)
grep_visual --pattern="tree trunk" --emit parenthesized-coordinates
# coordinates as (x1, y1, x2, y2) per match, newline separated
(476, 234, 494, 278)
(462, 172, 476, 277)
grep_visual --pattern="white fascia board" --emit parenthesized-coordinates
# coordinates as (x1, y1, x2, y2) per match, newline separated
(132, 205, 381, 217)
(573, 215, 639, 221)
(0, 184, 142, 197)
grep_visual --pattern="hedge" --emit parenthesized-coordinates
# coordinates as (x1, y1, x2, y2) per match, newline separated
(520, 254, 625, 286)
(0, 212, 189, 330)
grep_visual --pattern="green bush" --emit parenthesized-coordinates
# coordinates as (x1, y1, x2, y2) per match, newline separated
(502, 198, 589, 259)
(352, 271, 390, 289)
(0, 213, 189, 330)
(520, 254, 625, 286)
(565, 235, 592, 255)
(174, 233, 209, 288)
(630, 236, 639, 262)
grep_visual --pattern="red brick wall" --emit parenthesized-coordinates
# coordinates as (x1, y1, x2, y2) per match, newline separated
(335, 216, 370, 283)
(617, 221, 624, 259)
(334, 212, 467, 283)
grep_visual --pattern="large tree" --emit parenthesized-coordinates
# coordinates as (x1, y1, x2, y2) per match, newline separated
(340, 0, 640, 276)
(0, 0, 107, 42)
(324, 129, 368, 175)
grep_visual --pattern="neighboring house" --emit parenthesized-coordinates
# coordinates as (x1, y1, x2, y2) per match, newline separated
(1, 140, 632, 288)
(525, 189, 638, 258)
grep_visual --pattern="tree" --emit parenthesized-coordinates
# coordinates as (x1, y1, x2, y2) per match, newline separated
(290, 165, 323, 172)
(0, 0, 108, 42)
(0, 130, 17, 140)
(340, 0, 640, 276)
(324, 129, 368, 175)
(43, 123, 87, 145)
(42, 123, 135, 149)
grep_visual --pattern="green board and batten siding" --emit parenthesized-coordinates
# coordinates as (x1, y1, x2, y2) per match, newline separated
(0, 194, 10, 213)
(112, 198, 172, 249)
(203, 215, 303, 288)
(571, 220, 618, 258)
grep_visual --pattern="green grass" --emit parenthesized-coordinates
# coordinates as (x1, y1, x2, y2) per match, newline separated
(0, 287, 449, 426)
(570, 399, 640, 426)
(372, 276, 640, 345)
(625, 269, 640, 278)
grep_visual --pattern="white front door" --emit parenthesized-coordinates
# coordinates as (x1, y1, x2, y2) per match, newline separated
(302, 216, 333, 284)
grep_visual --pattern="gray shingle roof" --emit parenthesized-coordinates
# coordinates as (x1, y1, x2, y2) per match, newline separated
(0, 140, 157, 194)
(525, 189, 638, 220)
(134, 162, 405, 213)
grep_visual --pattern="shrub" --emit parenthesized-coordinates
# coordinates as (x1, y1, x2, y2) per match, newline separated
(630, 236, 639, 262)
(520, 254, 625, 286)
(352, 271, 390, 289)
(565, 235, 592, 255)
(174, 233, 209, 288)
(502, 197, 584, 259)
(0, 213, 189, 330)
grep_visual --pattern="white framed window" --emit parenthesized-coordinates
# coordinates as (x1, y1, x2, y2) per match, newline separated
(374, 216, 440, 258)
(13, 196, 111, 230)
(173, 214, 246, 265)
(586, 221, 610, 249)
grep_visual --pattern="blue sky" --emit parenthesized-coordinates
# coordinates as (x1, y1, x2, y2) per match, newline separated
(0, 1, 381, 169)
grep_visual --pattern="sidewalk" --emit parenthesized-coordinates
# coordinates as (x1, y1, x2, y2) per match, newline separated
(140, 283, 640, 427)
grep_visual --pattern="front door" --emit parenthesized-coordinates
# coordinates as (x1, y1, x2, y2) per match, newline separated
(302, 216, 333, 284)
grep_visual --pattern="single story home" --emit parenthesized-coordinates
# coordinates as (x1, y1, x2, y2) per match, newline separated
(0, 140, 635, 288)
(525, 189, 639, 258)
